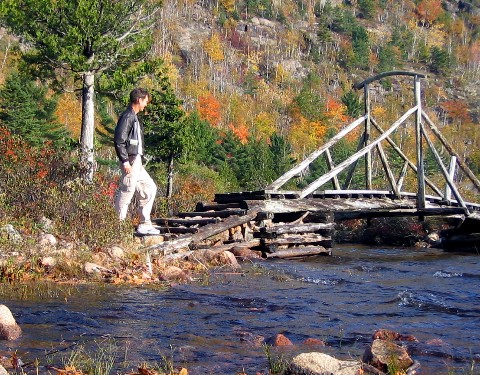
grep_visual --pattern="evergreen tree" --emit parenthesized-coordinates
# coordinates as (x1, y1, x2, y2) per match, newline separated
(390, 26, 414, 60)
(294, 74, 325, 122)
(341, 90, 363, 118)
(430, 46, 451, 75)
(0, 72, 68, 146)
(269, 133, 295, 178)
(330, 8, 357, 34)
(377, 44, 398, 72)
(180, 111, 221, 166)
(358, 0, 377, 19)
(351, 25, 370, 69)
(143, 80, 186, 162)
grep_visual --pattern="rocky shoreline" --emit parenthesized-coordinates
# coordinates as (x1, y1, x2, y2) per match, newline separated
(0, 216, 452, 375)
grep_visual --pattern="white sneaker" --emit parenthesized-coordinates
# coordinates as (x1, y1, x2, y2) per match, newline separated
(137, 224, 160, 235)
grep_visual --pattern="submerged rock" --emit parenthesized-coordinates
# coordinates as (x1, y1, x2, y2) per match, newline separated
(267, 333, 294, 346)
(0, 305, 21, 340)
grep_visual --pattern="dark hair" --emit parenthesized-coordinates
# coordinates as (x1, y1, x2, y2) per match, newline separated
(129, 88, 150, 104)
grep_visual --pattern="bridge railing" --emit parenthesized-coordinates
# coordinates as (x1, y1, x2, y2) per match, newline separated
(266, 71, 480, 214)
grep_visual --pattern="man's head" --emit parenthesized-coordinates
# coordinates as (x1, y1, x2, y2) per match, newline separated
(130, 88, 150, 113)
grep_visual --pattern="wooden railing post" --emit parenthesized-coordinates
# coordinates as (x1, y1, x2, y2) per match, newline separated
(364, 84, 372, 190)
(445, 156, 457, 202)
(414, 75, 426, 211)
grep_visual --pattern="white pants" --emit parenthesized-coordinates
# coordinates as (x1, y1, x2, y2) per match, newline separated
(114, 155, 157, 224)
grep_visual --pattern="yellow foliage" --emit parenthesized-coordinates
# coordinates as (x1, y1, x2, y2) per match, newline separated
(55, 93, 83, 139)
(253, 111, 276, 140)
(424, 25, 446, 48)
(372, 106, 387, 119)
(227, 93, 254, 130)
(289, 116, 326, 157)
(273, 64, 290, 85)
(203, 33, 225, 62)
(162, 52, 180, 86)
(220, 0, 236, 13)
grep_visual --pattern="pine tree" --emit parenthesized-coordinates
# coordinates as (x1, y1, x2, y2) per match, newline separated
(0, 72, 68, 146)
(430, 46, 451, 74)
(341, 90, 363, 118)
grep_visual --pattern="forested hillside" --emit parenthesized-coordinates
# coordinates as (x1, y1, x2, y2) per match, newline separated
(1, 0, 479, 214)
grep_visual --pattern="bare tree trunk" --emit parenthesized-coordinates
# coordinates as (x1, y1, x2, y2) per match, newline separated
(80, 71, 95, 183)
(167, 153, 174, 215)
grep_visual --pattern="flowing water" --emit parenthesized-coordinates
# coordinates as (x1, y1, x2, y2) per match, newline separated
(2, 244, 480, 374)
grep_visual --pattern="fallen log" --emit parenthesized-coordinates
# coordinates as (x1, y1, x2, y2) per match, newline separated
(196, 202, 246, 211)
(262, 234, 334, 249)
(259, 222, 336, 235)
(153, 217, 220, 226)
(265, 246, 331, 259)
(157, 226, 199, 234)
(177, 209, 246, 218)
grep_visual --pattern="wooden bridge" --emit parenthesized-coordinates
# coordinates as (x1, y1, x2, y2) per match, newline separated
(147, 71, 480, 258)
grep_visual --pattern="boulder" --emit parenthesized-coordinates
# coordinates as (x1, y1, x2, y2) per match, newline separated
(286, 352, 362, 375)
(84, 262, 111, 274)
(41, 256, 57, 267)
(303, 338, 326, 346)
(39, 233, 57, 247)
(217, 251, 241, 270)
(160, 266, 189, 281)
(0, 225, 21, 243)
(230, 246, 262, 259)
(138, 235, 164, 246)
(0, 305, 21, 340)
(363, 339, 414, 373)
(38, 216, 54, 231)
(107, 246, 125, 260)
(372, 329, 417, 342)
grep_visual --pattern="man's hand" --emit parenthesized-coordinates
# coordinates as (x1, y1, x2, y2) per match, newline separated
(123, 162, 132, 174)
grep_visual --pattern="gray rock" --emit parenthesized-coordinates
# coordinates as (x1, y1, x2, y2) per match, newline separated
(41, 256, 57, 267)
(38, 216, 54, 231)
(0, 224, 22, 243)
(0, 305, 21, 340)
(84, 262, 111, 274)
(39, 233, 57, 247)
(107, 246, 125, 260)
(287, 352, 362, 375)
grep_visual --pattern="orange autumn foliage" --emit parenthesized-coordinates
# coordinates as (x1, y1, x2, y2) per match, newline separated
(197, 93, 222, 126)
(228, 122, 249, 144)
(325, 97, 348, 123)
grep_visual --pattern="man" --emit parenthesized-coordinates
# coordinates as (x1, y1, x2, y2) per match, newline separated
(114, 88, 160, 235)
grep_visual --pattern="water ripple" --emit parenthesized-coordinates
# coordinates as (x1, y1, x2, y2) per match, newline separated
(434, 270, 463, 278)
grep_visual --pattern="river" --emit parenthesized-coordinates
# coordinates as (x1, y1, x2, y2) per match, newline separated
(1, 244, 479, 374)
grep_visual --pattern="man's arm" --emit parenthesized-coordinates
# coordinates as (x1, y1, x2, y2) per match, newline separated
(114, 111, 134, 173)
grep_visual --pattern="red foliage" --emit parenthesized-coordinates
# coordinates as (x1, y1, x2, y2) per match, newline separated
(416, 0, 444, 26)
(440, 99, 472, 124)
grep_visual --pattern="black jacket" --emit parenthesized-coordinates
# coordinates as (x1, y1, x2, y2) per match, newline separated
(114, 106, 145, 164)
